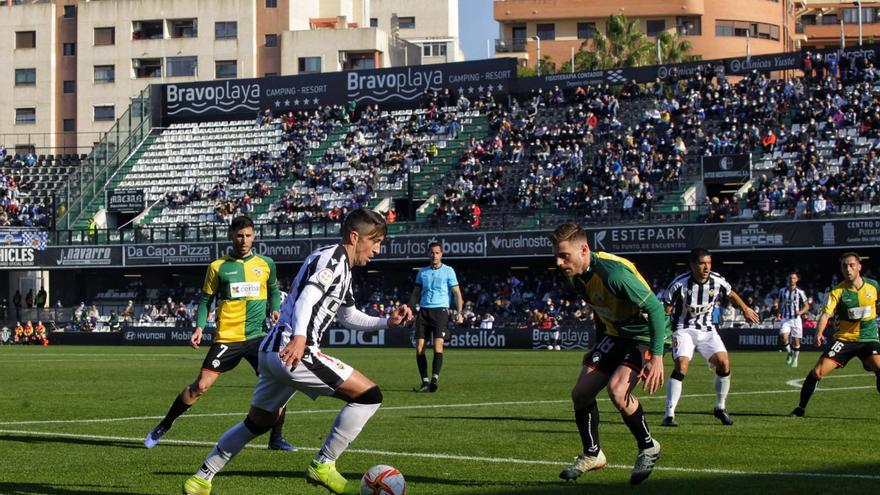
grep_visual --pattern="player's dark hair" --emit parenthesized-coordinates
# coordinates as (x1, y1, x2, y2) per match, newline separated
(840, 251, 861, 263)
(342, 208, 387, 240)
(549, 223, 588, 247)
(689, 248, 711, 263)
(229, 215, 254, 232)
(428, 241, 441, 251)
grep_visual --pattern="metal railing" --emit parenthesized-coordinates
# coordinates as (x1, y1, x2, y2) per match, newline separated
(57, 87, 153, 230)
(495, 38, 527, 53)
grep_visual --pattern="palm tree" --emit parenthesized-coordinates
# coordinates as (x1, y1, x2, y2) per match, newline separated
(591, 14, 653, 69)
(560, 14, 697, 72)
(656, 30, 695, 64)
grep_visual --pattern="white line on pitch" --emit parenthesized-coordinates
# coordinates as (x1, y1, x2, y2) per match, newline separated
(0, 428, 877, 481)
(1, 385, 873, 426)
(785, 373, 871, 388)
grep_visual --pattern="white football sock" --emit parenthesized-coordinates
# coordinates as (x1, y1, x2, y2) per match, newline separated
(316, 402, 381, 463)
(197, 421, 259, 480)
(714, 374, 731, 410)
(666, 377, 682, 417)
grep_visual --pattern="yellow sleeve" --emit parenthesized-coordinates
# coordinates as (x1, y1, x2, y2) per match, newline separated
(202, 261, 221, 296)
(823, 288, 841, 316)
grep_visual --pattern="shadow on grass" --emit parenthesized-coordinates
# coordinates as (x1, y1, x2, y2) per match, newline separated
(154, 462, 880, 495)
(406, 415, 569, 424)
(644, 410, 875, 421)
(0, 434, 144, 450)
(0, 482, 153, 495)
(413, 465, 880, 495)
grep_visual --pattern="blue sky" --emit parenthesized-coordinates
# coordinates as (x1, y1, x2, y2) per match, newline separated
(459, 0, 499, 61)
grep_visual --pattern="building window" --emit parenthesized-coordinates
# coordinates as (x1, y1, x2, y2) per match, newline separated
(266, 0, 277, 7)
(820, 14, 839, 25)
(16, 31, 36, 49)
(14, 68, 36, 86)
(169, 19, 197, 38)
(63, 119, 76, 132)
(646, 19, 666, 37)
(132, 20, 163, 40)
(63, 42, 76, 56)
(536, 23, 555, 40)
(676, 16, 701, 36)
(95, 27, 115, 46)
(94, 64, 115, 83)
(133, 58, 162, 78)
(265, 34, 278, 47)
(716, 20, 779, 40)
(215, 21, 237, 39)
(63, 80, 75, 93)
(370, 18, 378, 27)
(15, 108, 36, 125)
(843, 8, 878, 24)
(215, 60, 237, 79)
(63, 5, 76, 18)
(423, 42, 447, 57)
(577, 22, 596, 39)
(298, 56, 321, 74)
(94, 105, 115, 122)
(166, 56, 198, 77)
(398, 16, 416, 29)
(716, 20, 733, 36)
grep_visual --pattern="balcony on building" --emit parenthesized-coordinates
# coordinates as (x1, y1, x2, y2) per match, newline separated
(495, 38, 527, 53)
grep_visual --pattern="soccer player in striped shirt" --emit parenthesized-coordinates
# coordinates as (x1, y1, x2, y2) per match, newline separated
(183, 209, 413, 495)
(144, 216, 294, 451)
(777, 271, 810, 367)
(790, 252, 880, 417)
(661, 248, 760, 427)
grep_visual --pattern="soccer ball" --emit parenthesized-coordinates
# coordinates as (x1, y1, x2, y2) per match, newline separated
(360, 464, 406, 495)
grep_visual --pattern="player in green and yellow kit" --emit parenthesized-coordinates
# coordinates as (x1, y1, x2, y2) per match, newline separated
(791, 252, 880, 417)
(551, 223, 668, 486)
(145, 216, 294, 451)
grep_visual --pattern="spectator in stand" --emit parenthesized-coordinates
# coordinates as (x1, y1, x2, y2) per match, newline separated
(35, 286, 47, 308)
(480, 312, 495, 330)
(25, 289, 34, 309)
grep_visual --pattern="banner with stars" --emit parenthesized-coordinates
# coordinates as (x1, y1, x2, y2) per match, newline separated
(158, 58, 517, 124)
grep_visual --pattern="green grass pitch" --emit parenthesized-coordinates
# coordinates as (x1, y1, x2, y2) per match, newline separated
(0, 345, 877, 494)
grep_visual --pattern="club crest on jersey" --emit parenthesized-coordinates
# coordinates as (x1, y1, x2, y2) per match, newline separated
(252, 267, 263, 277)
(708, 289, 716, 298)
(316, 268, 334, 287)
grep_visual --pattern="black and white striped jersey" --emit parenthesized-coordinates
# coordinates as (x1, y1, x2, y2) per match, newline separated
(261, 244, 353, 352)
(778, 286, 807, 320)
(664, 272, 731, 331)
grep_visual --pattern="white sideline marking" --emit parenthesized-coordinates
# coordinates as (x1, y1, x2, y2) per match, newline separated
(1, 385, 873, 426)
(785, 373, 871, 388)
(0, 428, 878, 481)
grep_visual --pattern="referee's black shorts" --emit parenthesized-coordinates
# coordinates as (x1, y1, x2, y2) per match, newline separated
(415, 307, 449, 341)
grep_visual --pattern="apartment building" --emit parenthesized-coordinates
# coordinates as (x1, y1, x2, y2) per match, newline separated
(797, 0, 880, 50)
(493, 0, 799, 68)
(0, 0, 460, 154)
